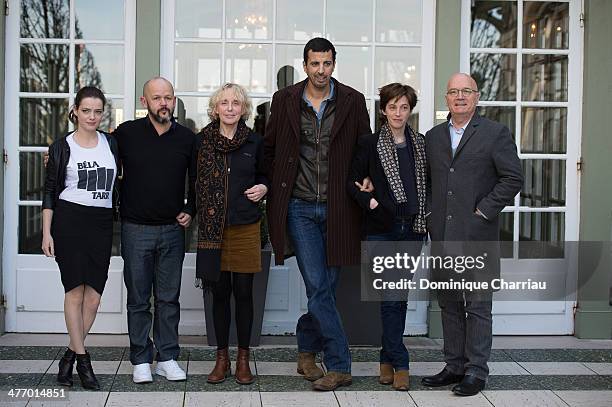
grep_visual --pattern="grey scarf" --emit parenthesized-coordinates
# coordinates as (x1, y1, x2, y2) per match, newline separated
(376, 123, 427, 234)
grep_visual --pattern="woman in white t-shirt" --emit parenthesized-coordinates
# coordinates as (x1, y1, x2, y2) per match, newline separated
(42, 86, 119, 390)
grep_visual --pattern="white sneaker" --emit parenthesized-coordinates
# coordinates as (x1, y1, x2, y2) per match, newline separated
(133, 363, 153, 384)
(155, 359, 186, 381)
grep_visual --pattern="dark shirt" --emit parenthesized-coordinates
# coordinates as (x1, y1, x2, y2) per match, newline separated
(395, 133, 419, 217)
(114, 116, 196, 225)
(195, 131, 269, 226)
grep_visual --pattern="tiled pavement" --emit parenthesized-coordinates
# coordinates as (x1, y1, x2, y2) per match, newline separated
(0, 335, 610, 406)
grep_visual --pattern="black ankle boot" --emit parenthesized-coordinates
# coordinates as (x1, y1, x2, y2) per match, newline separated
(76, 351, 100, 390)
(57, 348, 76, 386)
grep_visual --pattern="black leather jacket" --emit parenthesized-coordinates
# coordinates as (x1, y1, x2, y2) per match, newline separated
(292, 98, 336, 202)
(42, 131, 121, 213)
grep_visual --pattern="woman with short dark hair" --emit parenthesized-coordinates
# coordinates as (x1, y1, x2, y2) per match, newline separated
(347, 82, 427, 391)
(42, 86, 120, 390)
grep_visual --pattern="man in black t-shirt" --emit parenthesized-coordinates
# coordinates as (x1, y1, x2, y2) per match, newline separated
(114, 77, 196, 384)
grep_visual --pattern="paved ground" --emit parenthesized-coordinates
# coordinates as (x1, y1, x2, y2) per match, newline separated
(0, 334, 610, 406)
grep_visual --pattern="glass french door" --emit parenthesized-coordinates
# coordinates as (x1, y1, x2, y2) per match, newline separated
(3, 0, 136, 332)
(161, 0, 436, 335)
(462, 0, 583, 334)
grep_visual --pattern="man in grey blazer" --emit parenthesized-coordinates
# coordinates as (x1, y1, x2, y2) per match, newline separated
(421, 73, 523, 396)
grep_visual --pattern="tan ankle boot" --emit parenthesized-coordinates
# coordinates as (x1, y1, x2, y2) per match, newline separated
(379, 363, 394, 385)
(207, 348, 230, 384)
(392, 369, 410, 391)
(235, 348, 255, 385)
(297, 352, 324, 381)
(312, 371, 352, 391)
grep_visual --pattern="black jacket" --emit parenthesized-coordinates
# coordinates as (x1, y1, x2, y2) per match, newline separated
(42, 131, 121, 212)
(348, 131, 426, 235)
(196, 131, 269, 226)
(426, 114, 523, 242)
(292, 84, 336, 202)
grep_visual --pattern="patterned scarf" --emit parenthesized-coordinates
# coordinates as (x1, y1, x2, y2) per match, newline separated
(376, 122, 427, 234)
(195, 119, 250, 287)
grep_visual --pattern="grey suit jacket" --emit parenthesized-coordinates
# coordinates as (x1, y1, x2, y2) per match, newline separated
(426, 113, 523, 243)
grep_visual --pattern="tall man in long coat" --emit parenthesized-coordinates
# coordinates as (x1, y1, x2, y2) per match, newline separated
(263, 37, 371, 391)
(422, 73, 523, 396)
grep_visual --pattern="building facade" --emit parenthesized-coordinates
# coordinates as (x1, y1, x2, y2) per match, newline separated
(1, 0, 611, 338)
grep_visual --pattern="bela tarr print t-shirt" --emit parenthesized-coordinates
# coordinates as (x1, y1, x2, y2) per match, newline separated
(59, 132, 117, 208)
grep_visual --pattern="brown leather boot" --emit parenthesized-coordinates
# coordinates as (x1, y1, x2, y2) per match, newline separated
(312, 371, 352, 391)
(392, 369, 410, 391)
(379, 363, 394, 385)
(297, 352, 324, 381)
(207, 348, 230, 384)
(235, 347, 255, 385)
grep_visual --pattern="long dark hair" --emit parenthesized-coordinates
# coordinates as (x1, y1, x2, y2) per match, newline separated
(68, 86, 106, 125)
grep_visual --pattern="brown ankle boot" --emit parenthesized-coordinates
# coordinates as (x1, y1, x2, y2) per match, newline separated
(297, 352, 324, 381)
(235, 348, 254, 385)
(312, 371, 352, 391)
(207, 348, 230, 384)
(379, 363, 394, 385)
(392, 369, 410, 391)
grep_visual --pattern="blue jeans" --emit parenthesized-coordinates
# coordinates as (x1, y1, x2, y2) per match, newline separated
(367, 217, 425, 370)
(287, 199, 351, 373)
(121, 221, 185, 364)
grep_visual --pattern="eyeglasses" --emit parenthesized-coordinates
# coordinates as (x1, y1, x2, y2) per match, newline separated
(446, 88, 479, 97)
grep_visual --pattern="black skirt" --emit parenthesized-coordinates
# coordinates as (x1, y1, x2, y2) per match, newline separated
(51, 199, 113, 295)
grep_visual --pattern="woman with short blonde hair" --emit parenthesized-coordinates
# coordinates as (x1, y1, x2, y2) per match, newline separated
(195, 82, 268, 385)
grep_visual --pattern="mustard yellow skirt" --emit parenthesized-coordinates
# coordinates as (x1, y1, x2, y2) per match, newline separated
(220, 221, 261, 273)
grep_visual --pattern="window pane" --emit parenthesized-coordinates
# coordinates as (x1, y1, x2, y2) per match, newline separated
(521, 107, 566, 154)
(376, 0, 422, 43)
(174, 43, 222, 92)
(19, 206, 43, 254)
(334, 46, 371, 95)
(225, 44, 272, 94)
(19, 98, 69, 147)
(75, 0, 124, 40)
(374, 47, 421, 92)
(276, 0, 323, 40)
(253, 98, 273, 138)
(175, 0, 222, 38)
(20, 44, 69, 93)
(327, 0, 372, 42)
(246, 97, 268, 130)
(521, 159, 566, 207)
(20, 152, 46, 201)
(99, 99, 124, 133)
(274, 45, 307, 90)
(75, 44, 124, 95)
(226, 0, 272, 40)
(471, 0, 517, 48)
(176, 96, 210, 134)
(471, 53, 516, 101)
(20, 0, 69, 39)
(522, 54, 568, 102)
(519, 212, 564, 258)
(479, 106, 516, 140)
(523, 2, 569, 49)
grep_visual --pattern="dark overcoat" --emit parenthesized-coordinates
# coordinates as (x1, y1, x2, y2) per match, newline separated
(263, 78, 371, 266)
(426, 113, 523, 282)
